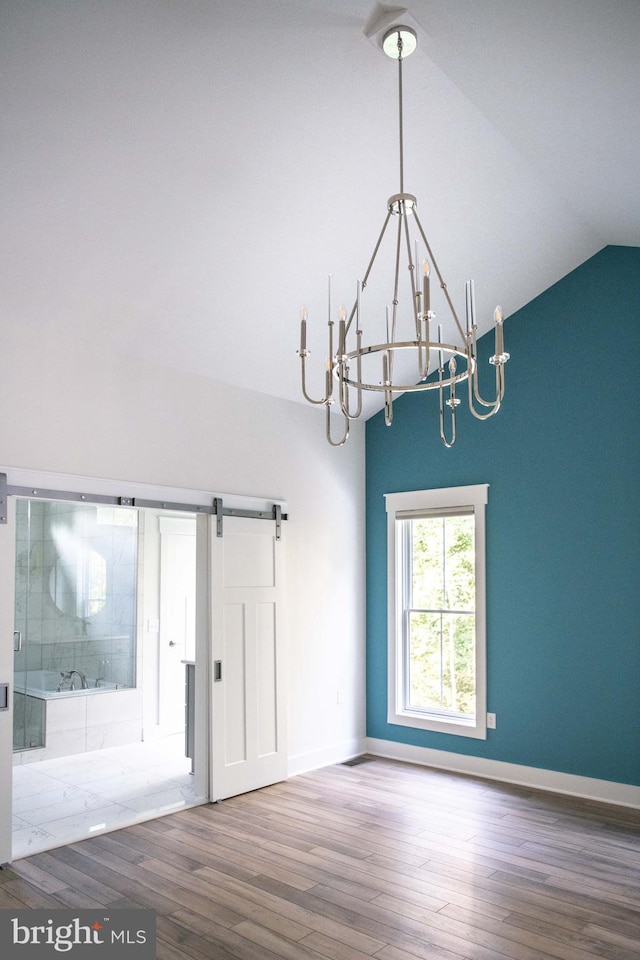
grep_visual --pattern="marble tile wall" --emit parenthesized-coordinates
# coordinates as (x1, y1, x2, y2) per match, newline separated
(14, 501, 138, 685)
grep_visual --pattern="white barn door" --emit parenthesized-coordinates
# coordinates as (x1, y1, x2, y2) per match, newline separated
(210, 515, 287, 800)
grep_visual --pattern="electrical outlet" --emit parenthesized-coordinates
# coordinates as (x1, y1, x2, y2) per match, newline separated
(487, 712, 496, 729)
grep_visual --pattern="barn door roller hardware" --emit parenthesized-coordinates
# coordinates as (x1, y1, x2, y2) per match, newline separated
(213, 498, 282, 539)
(0, 473, 286, 539)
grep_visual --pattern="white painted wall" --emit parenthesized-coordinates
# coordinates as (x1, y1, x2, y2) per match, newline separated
(0, 326, 366, 860)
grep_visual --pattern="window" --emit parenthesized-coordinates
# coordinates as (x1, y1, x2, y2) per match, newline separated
(386, 484, 488, 739)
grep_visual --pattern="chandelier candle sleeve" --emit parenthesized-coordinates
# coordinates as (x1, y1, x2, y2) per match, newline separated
(495, 306, 504, 357)
(338, 306, 347, 359)
(465, 279, 477, 333)
(422, 260, 430, 315)
(297, 22, 509, 447)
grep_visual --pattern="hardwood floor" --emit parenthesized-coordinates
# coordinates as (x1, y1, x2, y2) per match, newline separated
(2, 757, 640, 960)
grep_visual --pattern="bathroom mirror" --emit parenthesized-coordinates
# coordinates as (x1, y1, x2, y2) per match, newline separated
(49, 548, 107, 619)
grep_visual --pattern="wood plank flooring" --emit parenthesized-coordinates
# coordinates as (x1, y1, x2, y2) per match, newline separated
(2, 757, 640, 960)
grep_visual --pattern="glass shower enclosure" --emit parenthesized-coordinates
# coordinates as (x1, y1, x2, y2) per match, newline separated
(13, 499, 139, 753)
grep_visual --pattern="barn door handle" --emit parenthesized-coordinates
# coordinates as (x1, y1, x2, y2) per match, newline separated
(214, 660, 222, 682)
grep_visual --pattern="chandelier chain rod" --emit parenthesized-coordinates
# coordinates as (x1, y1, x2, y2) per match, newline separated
(397, 38, 405, 194)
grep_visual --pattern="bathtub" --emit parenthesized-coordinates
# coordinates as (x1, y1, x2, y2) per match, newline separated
(13, 669, 123, 699)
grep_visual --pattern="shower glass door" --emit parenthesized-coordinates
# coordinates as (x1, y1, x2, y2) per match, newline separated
(13, 498, 139, 754)
(13, 500, 43, 750)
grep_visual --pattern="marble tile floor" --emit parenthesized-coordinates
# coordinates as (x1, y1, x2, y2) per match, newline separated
(11, 735, 207, 861)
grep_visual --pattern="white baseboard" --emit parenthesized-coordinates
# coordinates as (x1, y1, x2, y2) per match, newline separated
(287, 738, 367, 777)
(366, 738, 640, 809)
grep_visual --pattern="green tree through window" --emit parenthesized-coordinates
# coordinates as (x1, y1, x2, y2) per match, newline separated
(405, 514, 475, 718)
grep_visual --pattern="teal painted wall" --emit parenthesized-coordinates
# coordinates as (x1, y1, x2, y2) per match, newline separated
(366, 246, 640, 786)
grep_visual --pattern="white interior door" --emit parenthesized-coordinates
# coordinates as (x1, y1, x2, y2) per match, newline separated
(210, 515, 287, 800)
(159, 517, 196, 735)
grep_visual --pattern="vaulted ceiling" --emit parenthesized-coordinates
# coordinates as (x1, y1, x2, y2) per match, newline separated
(3, 1, 639, 415)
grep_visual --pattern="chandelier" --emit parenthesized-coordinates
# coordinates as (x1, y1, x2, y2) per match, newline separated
(298, 25, 509, 447)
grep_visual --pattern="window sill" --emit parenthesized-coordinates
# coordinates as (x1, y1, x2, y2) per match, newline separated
(388, 708, 487, 740)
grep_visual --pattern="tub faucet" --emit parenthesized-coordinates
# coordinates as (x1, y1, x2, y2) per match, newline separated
(69, 669, 88, 690)
(57, 669, 89, 691)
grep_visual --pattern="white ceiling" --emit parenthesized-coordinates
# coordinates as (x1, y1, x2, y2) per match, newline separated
(3, 0, 639, 416)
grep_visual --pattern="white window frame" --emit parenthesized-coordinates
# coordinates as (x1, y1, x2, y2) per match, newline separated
(386, 484, 488, 740)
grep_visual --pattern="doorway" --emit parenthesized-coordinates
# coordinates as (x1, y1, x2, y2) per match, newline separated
(145, 514, 196, 738)
(11, 499, 207, 859)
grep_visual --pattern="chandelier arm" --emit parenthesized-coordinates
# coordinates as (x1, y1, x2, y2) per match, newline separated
(346, 279, 361, 341)
(338, 360, 356, 420)
(468, 364, 504, 420)
(468, 397, 502, 420)
(326, 320, 335, 400)
(468, 329, 495, 407)
(325, 403, 349, 446)
(472, 372, 503, 410)
(340, 330, 363, 419)
(336, 315, 356, 419)
(345, 210, 393, 337)
(299, 311, 328, 404)
(438, 371, 456, 448)
(469, 326, 507, 409)
(412, 209, 467, 344)
(354, 330, 363, 413)
(300, 355, 327, 406)
(338, 363, 349, 417)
